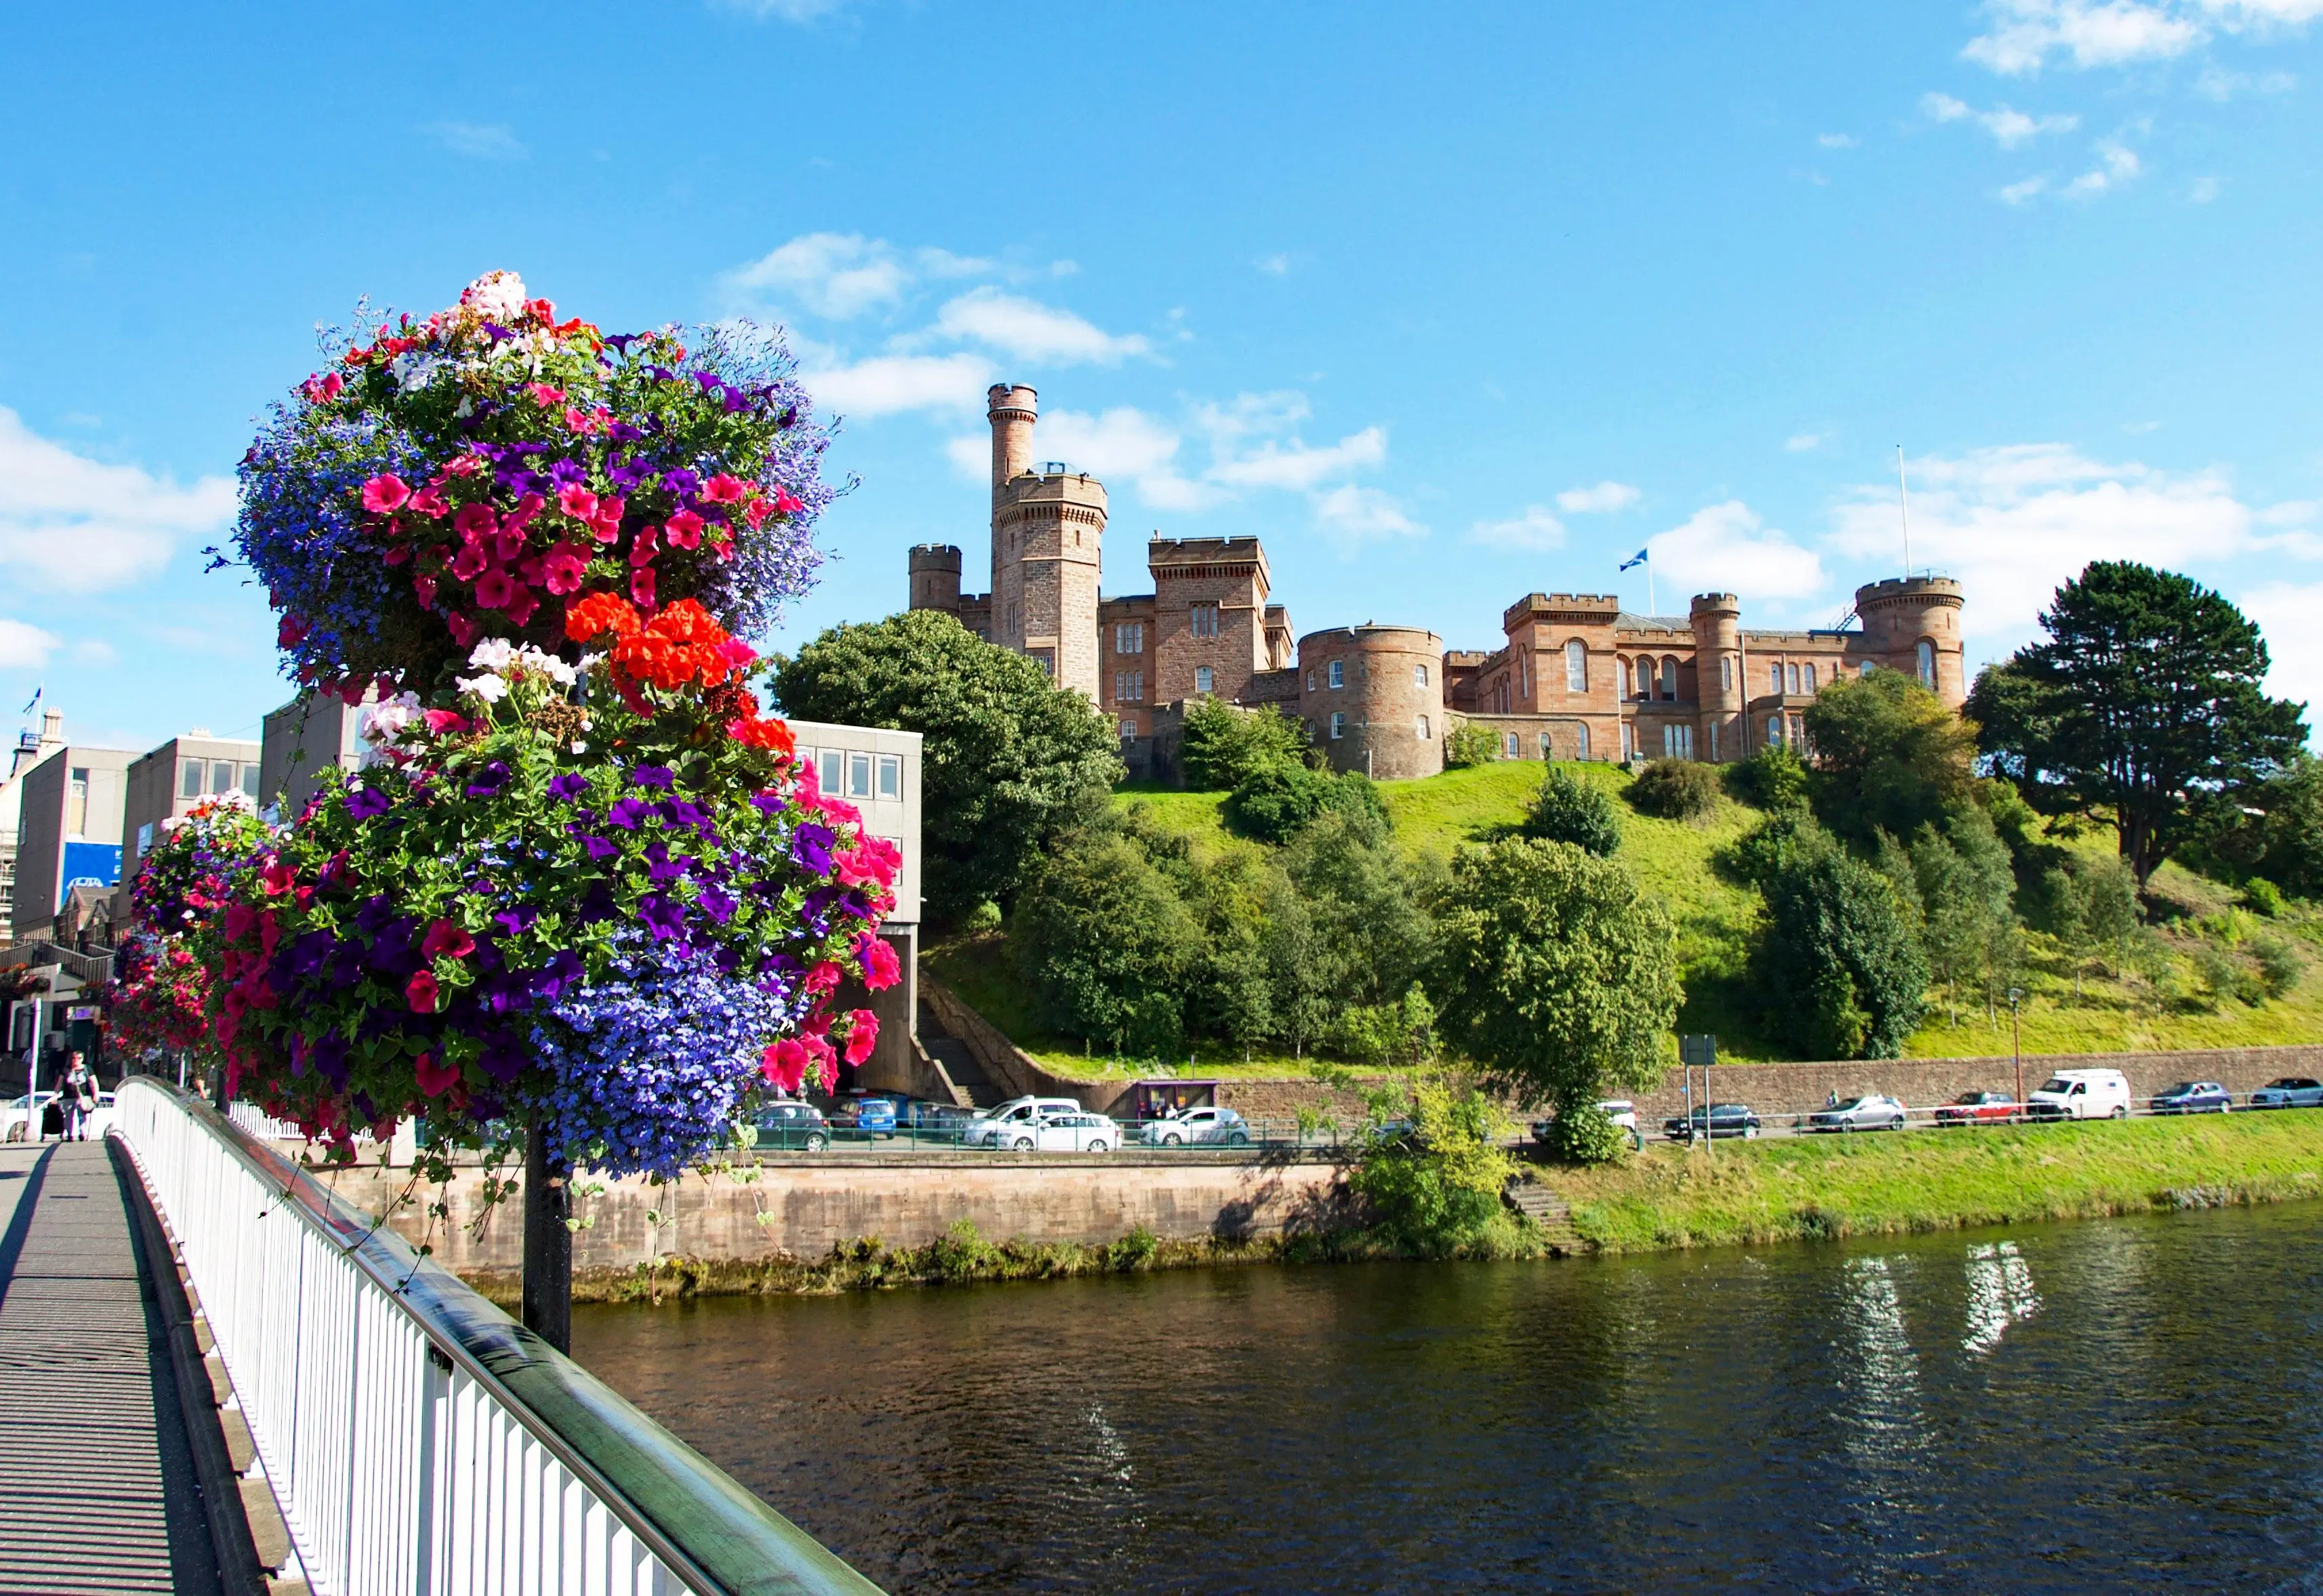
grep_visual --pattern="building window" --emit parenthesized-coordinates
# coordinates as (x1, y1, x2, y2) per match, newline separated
(1710, 723, 1720, 761)
(1575, 723, 1590, 760)
(178, 759, 205, 800)
(240, 763, 260, 798)
(1195, 665, 1215, 695)
(1190, 603, 1220, 638)
(1329, 711, 1345, 740)
(816, 749, 843, 793)
(1116, 669, 1145, 703)
(1860, 660, 1875, 678)
(1789, 713, 1806, 747)
(1305, 670, 1315, 692)
(1505, 732, 1520, 758)
(135, 821, 153, 861)
(1114, 622, 1144, 654)
(848, 752, 873, 799)
(68, 767, 89, 837)
(1719, 656, 1733, 692)
(1663, 725, 1695, 760)
(1328, 660, 1345, 689)
(1771, 662, 1784, 694)
(1121, 721, 1137, 740)
(1414, 663, 1429, 688)
(1768, 715, 1784, 747)
(1660, 657, 1677, 700)
(1635, 658, 1653, 700)
(1803, 663, 1818, 693)
(877, 755, 902, 801)
(1416, 715, 1431, 740)
(1566, 639, 1587, 693)
(1030, 649, 1054, 677)
(1620, 721, 1633, 761)
(1917, 639, 1935, 688)
(1518, 652, 1529, 702)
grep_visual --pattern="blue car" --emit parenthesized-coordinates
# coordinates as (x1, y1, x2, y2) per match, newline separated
(2151, 1080, 2232, 1115)
(845, 1097, 899, 1137)
(2249, 1076, 2323, 1110)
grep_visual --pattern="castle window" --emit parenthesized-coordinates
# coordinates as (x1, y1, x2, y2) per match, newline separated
(1305, 671, 1315, 692)
(1635, 658, 1653, 700)
(1114, 622, 1144, 654)
(1196, 666, 1215, 695)
(1116, 669, 1144, 703)
(1030, 650, 1053, 677)
(1786, 663, 1801, 696)
(1660, 657, 1677, 700)
(1917, 639, 1935, 688)
(1566, 639, 1587, 693)
(1328, 660, 1345, 689)
(1709, 723, 1720, 761)
(1505, 732, 1520, 758)
(1803, 663, 1818, 693)
(1575, 723, 1590, 760)
(1621, 722, 1633, 761)
(1518, 652, 1529, 701)
(1539, 732, 1552, 759)
(1190, 603, 1220, 639)
(1860, 660, 1875, 678)
(1789, 713, 1806, 747)
(1329, 711, 1345, 740)
(1121, 721, 1136, 740)
(1414, 663, 1429, 688)
(1417, 715, 1431, 740)
(1719, 656, 1732, 692)
(1768, 715, 1784, 747)
(1663, 725, 1695, 760)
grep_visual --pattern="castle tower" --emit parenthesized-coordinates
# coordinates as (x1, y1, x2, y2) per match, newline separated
(987, 383, 1105, 701)
(908, 543, 963, 616)
(1854, 576, 1967, 709)
(1689, 593, 1742, 762)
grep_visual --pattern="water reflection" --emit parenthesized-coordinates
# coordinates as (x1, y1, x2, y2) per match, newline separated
(577, 1206, 2323, 1593)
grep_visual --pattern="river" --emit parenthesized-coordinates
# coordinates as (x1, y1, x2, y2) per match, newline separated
(575, 1204, 2323, 1593)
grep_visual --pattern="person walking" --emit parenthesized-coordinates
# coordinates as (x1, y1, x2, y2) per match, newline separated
(58, 1053, 96, 1141)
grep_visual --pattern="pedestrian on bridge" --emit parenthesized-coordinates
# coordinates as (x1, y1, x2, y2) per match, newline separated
(59, 1053, 96, 1141)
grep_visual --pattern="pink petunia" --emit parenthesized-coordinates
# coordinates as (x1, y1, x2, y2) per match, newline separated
(801, 1034, 837, 1091)
(630, 566, 656, 608)
(703, 474, 747, 504)
(422, 709, 471, 734)
(450, 543, 490, 581)
(421, 919, 476, 961)
(843, 1011, 879, 1067)
(857, 933, 902, 991)
(541, 543, 589, 595)
(713, 637, 758, 673)
(453, 503, 497, 539)
(526, 382, 565, 406)
(362, 474, 411, 513)
(405, 971, 440, 1014)
(503, 587, 540, 627)
(475, 569, 517, 610)
(259, 860, 297, 897)
(742, 499, 771, 530)
(505, 492, 546, 535)
(415, 1052, 459, 1097)
(629, 527, 661, 567)
(278, 615, 310, 648)
(589, 495, 625, 544)
(444, 612, 481, 648)
(663, 509, 704, 549)
(804, 961, 842, 996)
(563, 406, 600, 435)
(773, 489, 805, 516)
(557, 484, 599, 521)
(759, 1038, 810, 1093)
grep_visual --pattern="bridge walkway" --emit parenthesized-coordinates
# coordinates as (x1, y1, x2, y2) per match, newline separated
(0, 1140, 226, 1595)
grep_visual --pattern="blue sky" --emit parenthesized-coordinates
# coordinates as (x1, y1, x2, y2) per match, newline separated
(4, 0, 2322, 753)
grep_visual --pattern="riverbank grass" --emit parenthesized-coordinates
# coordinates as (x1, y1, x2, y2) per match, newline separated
(1553, 1111, 2323, 1252)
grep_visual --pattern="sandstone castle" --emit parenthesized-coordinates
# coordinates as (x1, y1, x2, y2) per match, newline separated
(909, 384, 1966, 781)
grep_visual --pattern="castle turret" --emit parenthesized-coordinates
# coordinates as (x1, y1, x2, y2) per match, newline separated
(1690, 592, 1742, 761)
(988, 383, 1105, 701)
(1854, 576, 1967, 709)
(908, 543, 963, 616)
(988, 383, 1037, 491)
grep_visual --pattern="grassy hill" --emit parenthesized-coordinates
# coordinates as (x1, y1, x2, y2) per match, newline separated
(925, 760, 2323, 1076)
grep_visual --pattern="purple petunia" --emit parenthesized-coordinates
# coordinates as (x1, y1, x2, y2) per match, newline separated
(346, 786, 392, 821)
(548, 774, 589, 802)
(631, 765, 675, 791)
(637, 893, 686, 940)
(606, 797, 652, 831)
(465, 761, 512, 798)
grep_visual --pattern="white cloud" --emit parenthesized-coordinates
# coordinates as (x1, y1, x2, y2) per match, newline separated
(2238, 582, 2323, 718)
(725, 233, 915, 320)
(1964, 0, 2205, 73)
(1255, 253, 1293, 276)
(1034, 406, 1218, 511)
(2001, 173, 2051, 203)
(1827, 443, 2255, 636)
(932, 287, 1150, 366)
(2064, 139, 2141, 196)
(0, 621, 61, 671)
(2195, 63, 2297, 97)
(425, 121, 526, 161)
(1210, 426, 1387, 492)
(798, 352, 993, 418)
(1818, 132, 1860, 148)
(1469, 508, 1567, 551)
(1787, 432, 1832, 453)
(1555, 481, 1641, 514)
(0, 408, 236, 593)
(1652, 501, 1826, 600)
(1313, 485, 1422, 543)
(1923, 92, 2080, 145)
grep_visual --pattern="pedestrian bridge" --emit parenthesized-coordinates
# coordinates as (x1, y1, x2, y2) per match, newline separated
(0, 1078, 883, 1595)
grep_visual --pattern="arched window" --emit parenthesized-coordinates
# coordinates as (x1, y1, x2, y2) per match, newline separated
(1575, 723, 1590, 760)
(1660, 656, 1678, 700)
(1719, 656, 1733, 692)
(1539, 732, 1552, 759)
(1917, 639, 1935, 688)
(1416, 714, 1431, 740)
(1505, 732, 1520, 759)
(1786, 662, 1801, 696)
(1770, 661, 1784, 694)
(1804, 663, 1818, 693)
(1413, 663, 1429, 688)
(1860, 660, 1875, 679)
(1768, 715, 1784, 747)
(1566, 639, 1587, 692)
(1635, 657, 1654, 700)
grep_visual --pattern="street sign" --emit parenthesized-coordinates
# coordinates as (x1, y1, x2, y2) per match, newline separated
(1679, 1034, 1717, 1067)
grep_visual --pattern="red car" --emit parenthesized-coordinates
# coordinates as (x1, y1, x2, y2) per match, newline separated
(1935, 1091, 2020, 1127)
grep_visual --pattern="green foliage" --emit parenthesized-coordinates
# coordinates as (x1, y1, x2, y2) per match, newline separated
(2192, 942, 2255, 1009)
(1540, 1099, 1631, 1165)
(1625, 757, 1723, 820)
(1431, 838, 1680, 1108)
(773, 610, 1122, 922)
(1445, 721, 1501, 769)
(1324, 984, 1440, 1069)
(1178, 700, 1312, 790)
(2242, 757, 2323, 901)
(1347, 1074, 1514, 1255)
(2249, 933, 2303, 1000)
(1717, 804, 1822, 888)
(2036, 849, 2142, 992)
(1009, 822, 1198, 1057)
(2244, 877, 2286, 917)
(1751, 826, 1928, 1058)
(1803, 668, 1979, 847)
(1105, 1224, 1161, 1271)
(1723, 744, 1810, 812)
(1909, 807, 2024, 1026)
(1524, 765, 1623, 856)
(1969, 562, 2308, 883)
(1223, 761, 1388, 845)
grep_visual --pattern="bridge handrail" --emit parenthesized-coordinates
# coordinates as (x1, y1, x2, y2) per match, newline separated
(112, 1076, 881, 1596)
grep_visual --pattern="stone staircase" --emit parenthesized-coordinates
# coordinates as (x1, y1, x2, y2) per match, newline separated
(917, 999, 1004, 1108)
(1505, 1177, 1583, 1254)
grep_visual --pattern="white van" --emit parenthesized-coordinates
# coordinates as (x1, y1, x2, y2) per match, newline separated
(2026, 1068, 2131, 1121)
(960, 1095, 1085, 1148)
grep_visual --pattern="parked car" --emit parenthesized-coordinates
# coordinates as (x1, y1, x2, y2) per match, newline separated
(1935, 1091, 2021, 1127)
(998, 1110, 1120, 1152)
(1804, 1095, 1908, 1133)
(838, 1097, 898, 1137)
(2025, 1068, 2133, 1121)
(1139, 1106, 1252, 1147)
(0, 1092, 58, 1142)
(2151, 1080, 2233, 1115)
(961, 1096, 1087, 1149)
(751, 1100, 832, 1153)
(1662, 1104, 1761, 1142)
(2249, 1076, 2323, 1110)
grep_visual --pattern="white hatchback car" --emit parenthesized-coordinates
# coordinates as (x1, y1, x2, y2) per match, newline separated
(1140, 1106, 1252, 1147)
(961, 1096, 1087, 1149)
(1000, 1111, 1120, 1153)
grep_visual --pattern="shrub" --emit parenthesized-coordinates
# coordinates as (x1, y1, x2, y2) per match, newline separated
(1717, 805, 1822, 887)
(1106, 1225, 1160, 1272)
(1446, 721, 1501, 769)
(1179, 699, 1312, 791)
(1723, 744, 1809, 812)
(1539, 1099, 1631, 1165)
(1525, 766, 1623, 856)
(1347, 1074, 1513, 1255)
(1223, 762, 1388, 845)
(2251, 933, 2303, 999)
(2244, 877, 2286, 917)
(2193, 943, 2252, 1009)
(1805, 667, 1978, 847)
(1627, 758, 1722, 820)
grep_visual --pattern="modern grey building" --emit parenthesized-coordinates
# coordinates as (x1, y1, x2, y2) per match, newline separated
(12, 742, 135, 943)
(259, 691, 370, 817)
(114, 733, 263, 926)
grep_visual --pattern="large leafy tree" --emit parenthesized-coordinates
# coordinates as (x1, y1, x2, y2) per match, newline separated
(1801, 667, 1977, 846)
(1429, 838, 1679, 1117)
(1969, 562, 2307, 883)
(772, 610, 1123, 921)
(1753, 828, 1928, 1059)
(1177, 699, 1312, 790)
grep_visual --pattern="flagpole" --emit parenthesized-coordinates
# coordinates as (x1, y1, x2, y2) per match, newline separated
(1646, 553, 1656, 616)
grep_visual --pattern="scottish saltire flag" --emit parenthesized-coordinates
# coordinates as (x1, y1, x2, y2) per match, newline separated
(18, 685, 38, 717)
(1618, 548, 1649, 572)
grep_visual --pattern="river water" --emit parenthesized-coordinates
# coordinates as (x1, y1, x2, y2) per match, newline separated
(576, 1205, 2323, 1593)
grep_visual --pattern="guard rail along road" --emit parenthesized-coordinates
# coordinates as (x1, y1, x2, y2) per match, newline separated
(111, 1077, 884, 1596)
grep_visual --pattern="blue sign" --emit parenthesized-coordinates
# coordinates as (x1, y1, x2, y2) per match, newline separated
(60, 842, 121, 893)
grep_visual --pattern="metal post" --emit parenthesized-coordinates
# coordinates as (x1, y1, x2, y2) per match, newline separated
(521, 1119, 572, 1354)
(2009, 987, 2024, 1110)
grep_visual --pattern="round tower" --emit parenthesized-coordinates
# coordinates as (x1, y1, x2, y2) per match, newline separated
(1689, 593, 1743, 761)
(908, 543, 963, 615)
(987, 384, 1037, 490)
(1296, 625, 1447, 780)
(1854, 576, 1967, 709)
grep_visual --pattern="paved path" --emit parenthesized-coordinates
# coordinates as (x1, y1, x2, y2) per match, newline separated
(0, 1139, 222, 1595)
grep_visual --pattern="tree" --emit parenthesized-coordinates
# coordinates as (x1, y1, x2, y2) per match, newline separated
(1908, 810, 2018, 1027)
(1969, 562, 2307, 883)
(1445, 721, 1500, 769)
(1178, 699, 1312, 790)
(1429, 839, 1679, 1130)
(2248, 756, 2323, 900)
(1222, 761, 1388, 845)
(1802, 668, 1978, 847)
(1752, 831, 1927, 1059)
(1723, 744, 1809, 812)
(1347, 1074, 1513, 1255)
(1283, 807, 1436, 1013)
(773, 610, 1123, 921)
(1525, 766, 1623, 856)
(1626, 758, 1722, 820)
(1009, 824, 1197, 1058)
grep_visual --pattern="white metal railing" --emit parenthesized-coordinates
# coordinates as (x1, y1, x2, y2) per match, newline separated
(112, 1078, 882, 1596)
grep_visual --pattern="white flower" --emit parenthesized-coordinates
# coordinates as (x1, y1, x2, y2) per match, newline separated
(467, 638, 517, 673)
(509, 644, 576, 686)
(460, 269, 530, 322)
(457, 673, 509, 703)
(569, 740, 587, 755)
(388, 351, 443, 392)
(358, 691, 423, 745)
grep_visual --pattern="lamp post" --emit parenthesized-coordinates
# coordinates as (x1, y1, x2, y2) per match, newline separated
(2009, 987, 2025, 1108)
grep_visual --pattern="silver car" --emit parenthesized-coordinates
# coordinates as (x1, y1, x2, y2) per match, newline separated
(2249, 1076, 2323, 1109)
(1139, 1106, 1252, 1147)
(1804, 1094, 1908, 1133)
